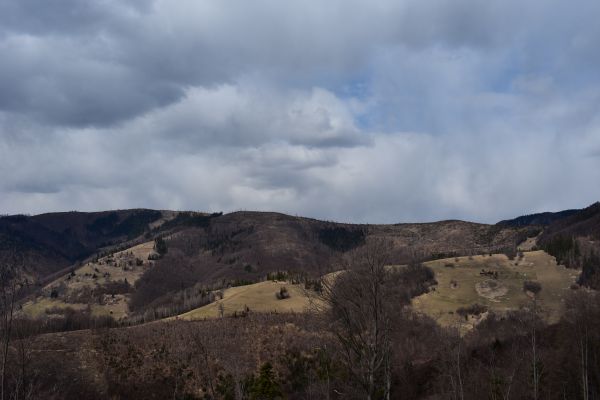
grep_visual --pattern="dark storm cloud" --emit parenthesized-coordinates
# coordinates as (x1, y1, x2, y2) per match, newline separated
(0, 0, 152, 36)
(0, 0, 599, 222)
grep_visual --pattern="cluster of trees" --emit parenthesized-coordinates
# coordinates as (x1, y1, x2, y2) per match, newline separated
(154, 236, 168, 256)
(4, 238, 600, 399)
(579, 252, 600, 289)
(86, 210, 162, 240)
(157, 211, 223, 232)
(540, 235, 581, 267)
(317, 226, 366, 252)
(539, 235, 600, 289)
(43, 285, 594, 400)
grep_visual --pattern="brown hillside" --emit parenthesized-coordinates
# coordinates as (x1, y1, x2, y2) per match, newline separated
(0, 209, 169, 286)
(130, 211, 531, 311)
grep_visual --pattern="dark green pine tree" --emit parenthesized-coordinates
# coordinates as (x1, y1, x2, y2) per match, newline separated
(250, 363, 282, 400)
(154, 236, 168, 255)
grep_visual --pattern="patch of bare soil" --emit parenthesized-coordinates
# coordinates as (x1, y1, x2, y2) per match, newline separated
(518, 234, 539, 251)
(476, 279, 508, 301)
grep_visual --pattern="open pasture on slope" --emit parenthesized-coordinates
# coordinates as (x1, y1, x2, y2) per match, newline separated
(176, 280, 319, 320)
(20, 240, 158, 320)
(412, 250, 579, 329)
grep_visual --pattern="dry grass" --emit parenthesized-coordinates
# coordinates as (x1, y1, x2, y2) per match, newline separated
(19, 298, 87, 318)
(176, 281, 319, 320)
(412, 251, 579, 329)
(21, 295, 131, 320)
(20, 240, 157, 320)
(111, 240, 157, 266)
(518, 235, 539, 251)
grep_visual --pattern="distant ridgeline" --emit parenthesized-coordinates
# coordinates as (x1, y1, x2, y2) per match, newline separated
(2, 204, 598, 304)
(508, 202, 600, 289)
(496, 209, 580, 227)
(0, 209, 221, 287)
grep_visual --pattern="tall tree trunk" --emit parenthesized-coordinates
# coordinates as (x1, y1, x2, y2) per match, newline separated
(532, 297, 538, 400)
(580, 326, 589, 400)
(457, 338, 464, 400)
(1, 283, 15, 400)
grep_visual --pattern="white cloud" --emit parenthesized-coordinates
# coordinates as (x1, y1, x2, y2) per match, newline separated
(0, 0, 599, 222)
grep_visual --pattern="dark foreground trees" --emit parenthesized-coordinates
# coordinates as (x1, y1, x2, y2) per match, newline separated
(317, 239, 435, 399)
(8, 288, 600, 400)
(0, 271, 15, 400)
(1, 252, 19, 400)
(6, 239, 600, 399)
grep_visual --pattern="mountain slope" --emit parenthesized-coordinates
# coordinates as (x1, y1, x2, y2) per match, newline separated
(540, 202, 600, 239)
(497, 209, 579, 227)
(12, 209, 535, 320)
(536, 202, 600, 288)
(0, 209, 168, 285)
(129, 211, 531, 311)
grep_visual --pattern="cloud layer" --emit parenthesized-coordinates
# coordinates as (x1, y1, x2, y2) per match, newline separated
(1, 0, 599, 223)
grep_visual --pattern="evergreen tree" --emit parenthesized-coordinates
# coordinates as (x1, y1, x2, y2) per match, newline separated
(154, 237, 168, 256)
(249, 363, 282, 400)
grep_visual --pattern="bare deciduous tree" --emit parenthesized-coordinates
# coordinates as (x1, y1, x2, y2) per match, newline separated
(0, 252, 19, 400)
(318, 239, 395, 400)
(564, 291, 600, 400)
(523, 280, 542, 400)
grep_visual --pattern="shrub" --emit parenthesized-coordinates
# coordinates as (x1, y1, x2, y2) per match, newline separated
(276, 286, 290, 300)
(503, 247, 518, 260)
(523, 280, 542, 295)
(267, 271, 288, 281)
(456, 304, 488, 319)
(304, 279, 323, 293)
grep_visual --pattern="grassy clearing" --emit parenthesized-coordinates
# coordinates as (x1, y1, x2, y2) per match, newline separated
(19, 240, 157, 320)
(412, 251, 579, 329)
(176, 281, 319, 320)
(20, 298, 87, 319)
(20, 297, 130, 319)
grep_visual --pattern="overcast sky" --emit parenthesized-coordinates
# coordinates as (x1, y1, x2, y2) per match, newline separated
(1, 0, 599, 223)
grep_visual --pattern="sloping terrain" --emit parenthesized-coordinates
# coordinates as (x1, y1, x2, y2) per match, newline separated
(0, 209, 171, 286)
(412, 250, 578, 329)
(20, 240, 158, 319)
(129, 212, 531, 312)
(176, 280, 317, 320)
(539, 202, 600, 241)
(6, 209, 536, 320)
(4, 206, 599, 400)
(535, 202, 600, 287)
(497, 209, 579, 227)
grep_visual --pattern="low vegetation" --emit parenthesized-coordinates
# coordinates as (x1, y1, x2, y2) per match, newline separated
(176, 281, 315, 320)
(412, 251, 578, 328)
(3, 205, 600, 399)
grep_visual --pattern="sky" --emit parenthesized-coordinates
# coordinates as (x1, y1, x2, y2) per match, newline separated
(1, 0, 599, 223)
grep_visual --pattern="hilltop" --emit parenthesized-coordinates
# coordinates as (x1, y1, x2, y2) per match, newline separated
(3, 202, 600, 400)
(9, 209, 532, 322)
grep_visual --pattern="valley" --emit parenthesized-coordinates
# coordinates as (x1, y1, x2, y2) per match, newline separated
(1, 203, 600, 399)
